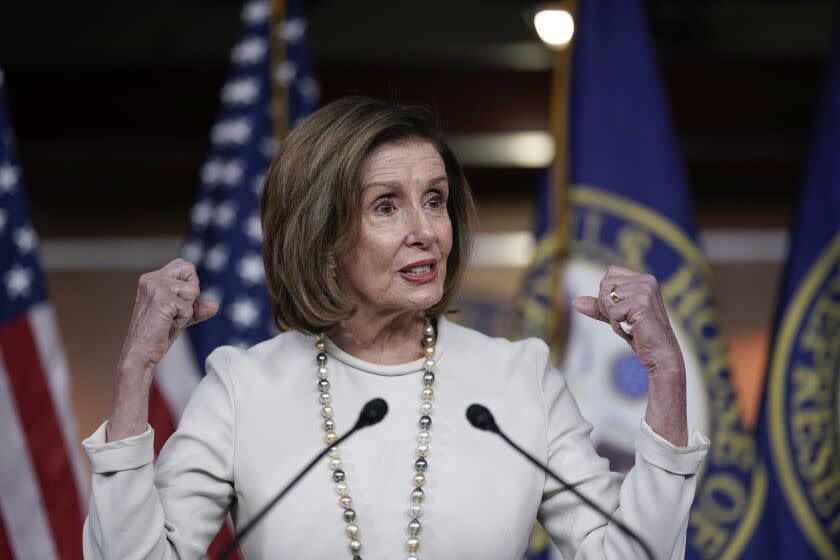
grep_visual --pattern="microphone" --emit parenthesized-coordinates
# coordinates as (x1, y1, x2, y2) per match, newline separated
(218, 398, 388, 559)
(356, 396, 389, 428)
(466, 404, 654, 560)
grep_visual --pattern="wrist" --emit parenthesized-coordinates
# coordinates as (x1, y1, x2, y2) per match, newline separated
(108, 371, 153, 442)
(116, 356, 155, 387)
(644, 409, 688, 447)
(645, 370, 688, 447)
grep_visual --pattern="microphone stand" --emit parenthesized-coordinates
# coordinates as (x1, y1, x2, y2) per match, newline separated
(467, 404, 654, 560)
(217, 398, 388, 559)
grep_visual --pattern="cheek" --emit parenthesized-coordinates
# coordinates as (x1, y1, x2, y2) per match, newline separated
(356, 225, 404, 271)
(439, 219, 454, 258)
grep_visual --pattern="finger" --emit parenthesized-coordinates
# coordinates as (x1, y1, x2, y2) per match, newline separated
(170, 296, 195, 331)
(188, 298, 220, 326)
(163, 258, 198, 283)
(609, 273, 659, 301)
(607, 301, 634, 343)
(608, 319, 633, 343)
(168, 279, 200, 303)
(608, 276, 661, 320)
(605, 265, 642, 278)
(606, 284, 625, 304)
(599, 272, 653, 310)
(597, 286, 616, 322)
(598, 273, 634, 307)
(599, 276, 634, 303)
(572, 296, 608, 323)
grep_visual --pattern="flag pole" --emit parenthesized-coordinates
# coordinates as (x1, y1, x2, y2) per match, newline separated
(547, 0, 577, 359)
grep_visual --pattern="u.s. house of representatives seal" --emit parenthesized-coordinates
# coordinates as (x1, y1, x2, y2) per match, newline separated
(547, 186, 766, 559)
(768, 232, 840, 558)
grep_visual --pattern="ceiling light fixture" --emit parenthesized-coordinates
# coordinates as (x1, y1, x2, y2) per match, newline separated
(533, 4, 575, 49)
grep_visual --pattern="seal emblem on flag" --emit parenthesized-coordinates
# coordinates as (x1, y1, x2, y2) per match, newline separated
(562, 186, 766, 559)
(767, 232, 840, 558)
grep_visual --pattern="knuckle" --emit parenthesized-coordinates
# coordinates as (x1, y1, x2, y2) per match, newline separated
(172, 306, 191, 323)
(142, 282, 160, 301)
(160, 298, 178, 317)
(151, 281, 168, 298)
(181, 284, 199, 300)
(175, 296, 193, 312)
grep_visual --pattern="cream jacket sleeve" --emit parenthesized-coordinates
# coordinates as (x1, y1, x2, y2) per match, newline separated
(82, 348, 235, 560)
(536, 341, 710, 559)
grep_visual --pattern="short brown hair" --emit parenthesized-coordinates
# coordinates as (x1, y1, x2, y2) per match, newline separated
(261, 96, 476, 333)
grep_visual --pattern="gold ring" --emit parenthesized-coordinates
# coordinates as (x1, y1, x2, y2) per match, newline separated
(609, 289, 622, 304)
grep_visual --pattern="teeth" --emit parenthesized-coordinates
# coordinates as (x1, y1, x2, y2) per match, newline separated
(405, 265, 432, 275)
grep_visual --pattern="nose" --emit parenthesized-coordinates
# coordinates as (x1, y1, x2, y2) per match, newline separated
(405, 207, 436, 249)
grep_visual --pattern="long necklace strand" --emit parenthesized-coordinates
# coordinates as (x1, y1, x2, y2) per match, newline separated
(315, 317, 437, 560)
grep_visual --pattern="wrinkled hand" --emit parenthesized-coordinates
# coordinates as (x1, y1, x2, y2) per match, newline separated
(571, 265, 684, 379)
(118, 258, 219, 378)
(572, 265, 688, 445)
(108, 259, 218, 441)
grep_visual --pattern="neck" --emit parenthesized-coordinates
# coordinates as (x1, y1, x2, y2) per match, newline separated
(328, 308, 428, 365)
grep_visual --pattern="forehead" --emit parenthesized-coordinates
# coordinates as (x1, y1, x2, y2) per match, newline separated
(361, 139, 446, 183)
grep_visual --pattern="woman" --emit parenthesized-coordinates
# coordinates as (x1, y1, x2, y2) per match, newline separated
(83, 97, 708, 559)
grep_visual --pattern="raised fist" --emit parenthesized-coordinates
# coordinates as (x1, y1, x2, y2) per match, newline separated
(118, 258, 219, 376)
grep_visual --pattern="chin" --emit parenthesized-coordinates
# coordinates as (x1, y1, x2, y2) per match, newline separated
(406, 286, 444, 311)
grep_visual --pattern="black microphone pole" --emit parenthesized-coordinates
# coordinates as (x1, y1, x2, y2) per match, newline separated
(466, 404, 655, 560)
(217, 398, 389, 560)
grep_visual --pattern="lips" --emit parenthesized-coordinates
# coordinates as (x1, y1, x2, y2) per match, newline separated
(399, 259, 438, 283)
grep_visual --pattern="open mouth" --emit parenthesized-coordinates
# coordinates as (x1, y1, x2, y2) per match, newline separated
(399, 261, 438, 283)
(402, 264, 433, 276)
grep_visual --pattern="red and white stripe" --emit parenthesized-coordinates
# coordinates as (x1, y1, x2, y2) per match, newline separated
(0, 303, 86, 560)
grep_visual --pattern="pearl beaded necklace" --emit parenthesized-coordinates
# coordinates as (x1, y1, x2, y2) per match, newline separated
(315, 317, 437, 560)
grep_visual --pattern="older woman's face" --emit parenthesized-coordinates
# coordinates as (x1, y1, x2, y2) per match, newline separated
(343, 139, 453, 316)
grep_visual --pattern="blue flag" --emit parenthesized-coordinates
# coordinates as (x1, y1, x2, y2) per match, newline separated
(755, 17, 840, 559)
(522, 1, 766, 557)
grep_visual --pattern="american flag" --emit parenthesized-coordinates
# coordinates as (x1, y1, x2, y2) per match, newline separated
(0, 68, 88, 559)
(151, 0, 318, 555)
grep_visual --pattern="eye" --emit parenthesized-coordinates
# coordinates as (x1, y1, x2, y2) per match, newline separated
(425, 195, 447, 210)
(374, 198, 395, 215)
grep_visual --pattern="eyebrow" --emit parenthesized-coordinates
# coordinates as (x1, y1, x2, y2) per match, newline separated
(362, 176, 449, 191)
